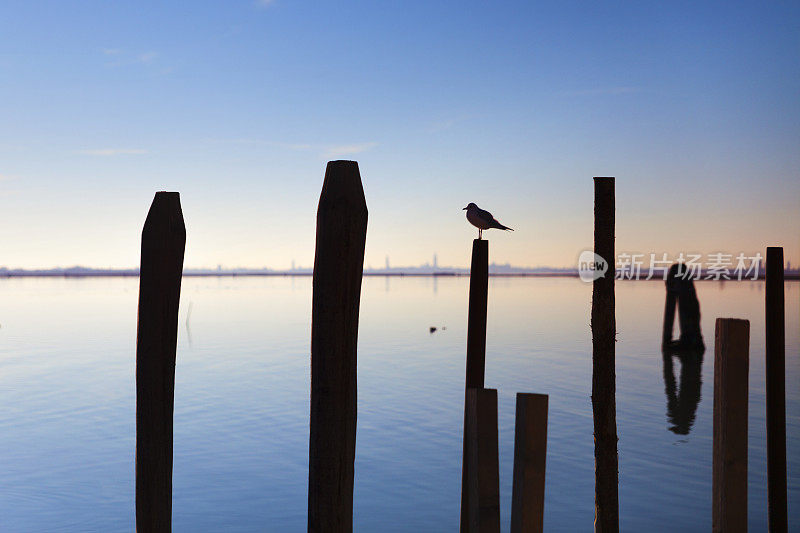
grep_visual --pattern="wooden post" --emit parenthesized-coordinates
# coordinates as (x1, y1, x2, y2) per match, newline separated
(766, 247, 787, 532)
(308, 161, 368, 533)
(136, 192, 186, 533)
(464, 388, 501, 533)
(466, 239, 489, 389)
(662, 289, 677, 346)
(461, 239, 489, 531)
(591, 177, 618, 533)
(510, 393, 548, 533)
(713, 318, 750, 533)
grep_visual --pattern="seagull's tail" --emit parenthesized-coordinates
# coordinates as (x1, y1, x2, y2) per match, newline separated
(491, 221, 513, 231)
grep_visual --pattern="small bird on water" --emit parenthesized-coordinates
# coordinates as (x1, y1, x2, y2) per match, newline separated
(463, 203, 513, 239)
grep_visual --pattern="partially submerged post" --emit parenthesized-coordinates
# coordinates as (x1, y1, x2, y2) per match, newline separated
(136, 192, 186, 533)
(712, 318, 750, 533)
(308, 161, 368, 533)
(662, 283, 677, 346)
(460, 239, 489, 531)
(766, 247, 787, 532)
(510, 393, 548, 533)
(663, 263, 704, 349)
(591, 177, 618, 532)
(464, 388, 501, 533)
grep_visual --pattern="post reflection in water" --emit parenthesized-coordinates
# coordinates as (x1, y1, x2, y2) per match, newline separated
(661, 263, 706, 435)
(662, 345, 704, 435)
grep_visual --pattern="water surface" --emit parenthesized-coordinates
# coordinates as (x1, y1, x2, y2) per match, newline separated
(0, 276, 797, 531)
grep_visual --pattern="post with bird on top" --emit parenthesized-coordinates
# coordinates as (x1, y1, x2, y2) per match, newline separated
(136, 191, 186, 533)
(308, 161, 368, 533)
(460, 202, 512, 532)
(591, 177, 619, 533)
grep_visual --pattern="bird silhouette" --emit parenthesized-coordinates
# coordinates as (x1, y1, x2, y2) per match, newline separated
(463, 203, 513, 239)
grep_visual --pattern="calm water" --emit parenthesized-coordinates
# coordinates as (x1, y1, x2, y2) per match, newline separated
(0, 276, 797, 532)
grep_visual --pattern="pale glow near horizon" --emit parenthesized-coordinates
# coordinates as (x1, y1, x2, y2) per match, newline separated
(1, 2, 797, 269)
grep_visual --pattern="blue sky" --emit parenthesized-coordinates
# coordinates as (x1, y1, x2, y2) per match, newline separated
(1, 1, 798, 269)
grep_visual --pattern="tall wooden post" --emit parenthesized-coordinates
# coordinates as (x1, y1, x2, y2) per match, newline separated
(136, 192, 186, 533)
(308, 161, 368, 533)
(461, 239, 489, 531)
(713, 318, 750, 533)
(591, 177, 618, 533)
(466, 239, 489, 388)
(465, 388, 501, 533)
(510, 393, 548, 533)
(766, 247, 787, 532)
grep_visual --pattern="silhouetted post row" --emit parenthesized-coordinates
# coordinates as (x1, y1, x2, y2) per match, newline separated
(510, 393, 548, 533)
(591, 176, 618, 533)
(712, 318, 750, 533)
(308, 161, 368, 533)
(464, 388, 501, 533)
(136, 192, 186, 533)
(765, 247, 787, 532)
(461, 238, 489, 531)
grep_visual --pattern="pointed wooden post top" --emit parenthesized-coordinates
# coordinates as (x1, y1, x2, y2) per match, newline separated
(318, 161, 367, 217)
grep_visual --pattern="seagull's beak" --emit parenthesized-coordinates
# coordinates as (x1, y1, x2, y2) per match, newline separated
(462, 206, 467, 210)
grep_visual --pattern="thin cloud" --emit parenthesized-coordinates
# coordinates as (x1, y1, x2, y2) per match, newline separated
(429, 119, 455, 133)
(102, 49, 164, 69)
(562, 86, 641, 96)
(322, 142, 378, 158)
(137, 51, 158, 64)
(76, 148, 148, 156)
(211, 139, 312, 150)
(206, 138, 378, 158)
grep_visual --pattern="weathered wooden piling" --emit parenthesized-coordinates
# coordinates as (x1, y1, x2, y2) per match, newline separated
(136, 191, 186, 533)
(466, 239, 489, 388)
(663, 264, 704, 350)
(461, 238, 489, 531)
(766, 247, 787, 532)
(662, 286, 677, 346)
(464, 388, 501, 533)
(712, 318, 750, 533)
(308, 161, 368, 533)
(510, 393, 548, 533)
(591, 177, 618, 533)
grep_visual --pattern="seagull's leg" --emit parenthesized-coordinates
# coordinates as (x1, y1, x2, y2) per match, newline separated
(478, 228, 482, 239)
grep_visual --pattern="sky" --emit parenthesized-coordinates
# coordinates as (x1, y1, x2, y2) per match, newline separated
(1, 1, 798, 270)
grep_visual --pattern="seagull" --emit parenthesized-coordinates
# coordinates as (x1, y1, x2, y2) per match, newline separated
(463, 203, 513, 239)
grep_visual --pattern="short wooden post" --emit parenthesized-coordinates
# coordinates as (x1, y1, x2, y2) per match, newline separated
(662, 266, 678, 346)
(713, 318, 750, 533)
(510, 393, 548, 533)
(591, 177, 618, 533)
(464, 388, 501, 533)
(766, 247, 787, 532)
(308, 161, 368, 533)
(662, 290, 677, 346)
(136, 192, 186, 533)
(461, 239, 489, 531)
